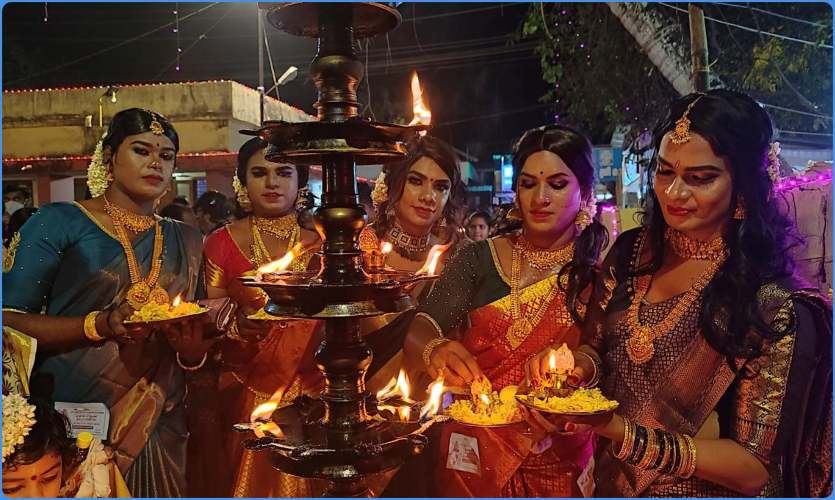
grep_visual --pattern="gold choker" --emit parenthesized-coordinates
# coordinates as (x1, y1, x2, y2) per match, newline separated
(665, 228, 728, 261)
(516, 235, 575, 270)
(104, 196, 156, 233)
(252, 214, 298, 240)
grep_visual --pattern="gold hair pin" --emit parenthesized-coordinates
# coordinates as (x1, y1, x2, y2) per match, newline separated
(669, 94, 706, 145)
(147, 110, 165, 136)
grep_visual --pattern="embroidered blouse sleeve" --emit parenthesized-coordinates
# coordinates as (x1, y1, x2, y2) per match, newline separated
(729, 297, 818, 469)
(203, 229, 231, 290)
(2, 204, 71, 314)
(416, 243, 481, 337)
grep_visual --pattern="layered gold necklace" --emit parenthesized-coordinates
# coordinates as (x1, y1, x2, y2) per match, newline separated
(250, 214, 302, 267)
(505, 238, 574, 349)
(517, 235, 576, 270)
(104, 196, 168, 309)
(624, 230, 729, 364)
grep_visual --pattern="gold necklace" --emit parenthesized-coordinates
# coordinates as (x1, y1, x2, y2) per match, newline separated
(252, 214, 299, 240)
(517, 235, 575, 270)
(250, 215, 302, 268)
(665, 228, 728, 261)
(505, 242, 574, 349)
(104, 196, 156, 233)
(624, 252, 728, 364)
(114, 222, 168, 309)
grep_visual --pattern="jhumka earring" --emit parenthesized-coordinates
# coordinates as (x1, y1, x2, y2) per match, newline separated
(733, 195, 747, 220)
(295, 187, 311, 211)
(506, 200, 522, 221)
(232, 177, 253, 212)
(669, 94, 706, 145)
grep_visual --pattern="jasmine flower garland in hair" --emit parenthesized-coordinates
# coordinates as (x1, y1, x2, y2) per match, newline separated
(87, 132, 110, 198)
(370, 171, 389, 209)
(2, 393, 37, 463)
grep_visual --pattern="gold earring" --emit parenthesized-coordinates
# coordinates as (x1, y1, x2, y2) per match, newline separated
(506, 200, 522, 221)
(734, 195, 747, 220)
(105, 168, 114, 182)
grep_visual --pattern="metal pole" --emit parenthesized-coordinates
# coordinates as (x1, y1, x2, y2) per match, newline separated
(688, 3, 710, 92)
(257, 5, 266, 124)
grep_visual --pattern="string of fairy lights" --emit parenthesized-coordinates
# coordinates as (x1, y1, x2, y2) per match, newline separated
(173, 3, 181, 72)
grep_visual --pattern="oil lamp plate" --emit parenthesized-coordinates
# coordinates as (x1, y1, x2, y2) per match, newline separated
(238, 270, 437, 319)
(239, 397, 430, 480)
(241, 120, 431, 166)
(265, 2, 402, 39)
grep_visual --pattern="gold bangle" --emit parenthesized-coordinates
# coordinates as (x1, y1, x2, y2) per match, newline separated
(674, 432, 690, 478)
(176, 352, 207, 371)
(226, 319, 246, 342)
(422, 337, 451, 368)
(682, 434, 698, 479)
(637, 426, 659, 469)
(614, 416, 633, 460)
(84, 311, 105, 342)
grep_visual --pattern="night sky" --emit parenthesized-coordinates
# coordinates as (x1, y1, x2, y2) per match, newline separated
(3, 2, 552, 162)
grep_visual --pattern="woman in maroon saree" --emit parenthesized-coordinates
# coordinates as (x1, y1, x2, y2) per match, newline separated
(527, 90, 832, 497)
(402, 125, 609, 497)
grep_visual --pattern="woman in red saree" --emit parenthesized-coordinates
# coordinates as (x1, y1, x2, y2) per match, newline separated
(401, 125, 609, 497)
(187, 138, 323, 498)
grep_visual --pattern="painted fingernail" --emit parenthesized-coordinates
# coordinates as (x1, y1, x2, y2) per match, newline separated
(565, 423, 576, 432)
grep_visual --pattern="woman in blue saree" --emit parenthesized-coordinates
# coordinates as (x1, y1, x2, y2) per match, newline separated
(2, 108, 209, 497)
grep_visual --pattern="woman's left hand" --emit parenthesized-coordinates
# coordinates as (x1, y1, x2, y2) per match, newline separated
(519, 405, 616, 439)
(161, 313, 217, 364)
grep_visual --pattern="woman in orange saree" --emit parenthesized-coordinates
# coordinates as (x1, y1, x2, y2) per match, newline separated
(186, 137, 324, 498)
(399, 125, 609, 497)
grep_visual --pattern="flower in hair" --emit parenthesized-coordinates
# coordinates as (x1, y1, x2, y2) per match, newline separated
(2, 393, 37, 463)
(767, 142, 782, 182)
(370, 171, 389, 209)
(87, 132, 110, 198)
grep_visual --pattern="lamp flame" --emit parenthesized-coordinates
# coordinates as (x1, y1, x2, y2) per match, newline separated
(250, 389, 284, 438)
(172, 295, 181, 307)
(257, 244, 302, 274)
(380, 242, 393, 255)
(549, 353, 556, 374)
(420, 377, 446, 418)
(416, 244, 451, 275)
(407, 72, 432, 136)
(377, 369, 413, 403)
(480, 393, 491, 405)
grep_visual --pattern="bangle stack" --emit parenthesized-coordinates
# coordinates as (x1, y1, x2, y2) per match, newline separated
(573, 350, 601, 388)
(615, 417, 698, 479)
(84, 311, 106, 342)
(422, 337, 451, 368)
(176, 352, 207, 371)
(226, 319, 246, 342)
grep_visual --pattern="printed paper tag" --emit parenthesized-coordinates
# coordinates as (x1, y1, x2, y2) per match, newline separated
(54, 402, 110, 441)
(446, 432, 481, 475)
(577, 456, 595, 498)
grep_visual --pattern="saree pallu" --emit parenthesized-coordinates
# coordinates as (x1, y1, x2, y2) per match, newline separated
(585, 228, 833, 498)
(435, 273, 595, 498)
(190, 225, 325, 498)
(2, 202, 202, 498)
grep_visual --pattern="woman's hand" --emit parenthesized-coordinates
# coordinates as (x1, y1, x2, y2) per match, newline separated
(161, 313, 217, 364)
(427, 340, 484, 388)
(232, 305, 273, 342)
(521, 405, 618, 439)
(524, 346, 595, 388)
(98, 303, 152, 344)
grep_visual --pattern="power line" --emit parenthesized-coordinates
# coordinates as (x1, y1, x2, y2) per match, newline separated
(712, 3, 829, 29)
(6, 2, 221, 85)
(438, 103, 554, 127)
(761, 102, 832, 121)
(658, 3, 833, 49)
(775, 129, 833, 137)
(401, 3, 526, 23)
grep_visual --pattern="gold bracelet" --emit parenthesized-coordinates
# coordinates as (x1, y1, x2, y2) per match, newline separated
(176, 352, 207, 371)
(226, 319, 246, 342)
(84, 311, 105, 342)
(422, 337, 451, 368)
(614, 416, 633, 460)
(573, 351, 601, 388)
(637, 426, 659, 469)
(674, 432, 690, 478)
(682, 434, 698, 479)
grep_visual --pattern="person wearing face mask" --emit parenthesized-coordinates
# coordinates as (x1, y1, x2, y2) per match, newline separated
(192, 137, 323, 498)
(525, 90, 833, 497)
(396, 125, 608, 497)
(3, 184, 31, 243)
(359, 136, 466, 392)
(2, 108, 210, 498)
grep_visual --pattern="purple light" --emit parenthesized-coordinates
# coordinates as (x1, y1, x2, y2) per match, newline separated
(625, 106, 630, 111)
(561, 9, 566, 14)
(586, 55, 591, 59)
(568, 21, 572, 25)
(177, 48, 182, 53)
(818, 175, 825, 181)
(554, 114, 560, 120)
(579, 43, 584, 48)
(175, 65, 180, 71)
(173, 10, 178, 14)
(554, 22, 559, 26)
(172, 28, 178, 33)
(777, 184, 785, 190)
(790, 180, 797, 186)
(555, 84, 560, 88)
(802, 176, 809, 182)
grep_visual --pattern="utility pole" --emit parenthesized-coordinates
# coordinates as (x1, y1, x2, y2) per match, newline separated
(688, 3, 710, 92)
(257, 5, 266, 124)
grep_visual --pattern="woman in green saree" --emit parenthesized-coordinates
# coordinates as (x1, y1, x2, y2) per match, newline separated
(2, 108, 209, 497)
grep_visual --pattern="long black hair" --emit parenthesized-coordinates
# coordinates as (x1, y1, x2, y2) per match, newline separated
(374, 135, 464, 242)
(2, 397, 72, 470)
(641, 89, 798, 363)
(103, 108, 179, 161)
(511, 124, 609, 325)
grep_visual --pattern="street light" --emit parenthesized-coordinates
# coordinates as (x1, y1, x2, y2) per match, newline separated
(266, 66, 299, 101)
